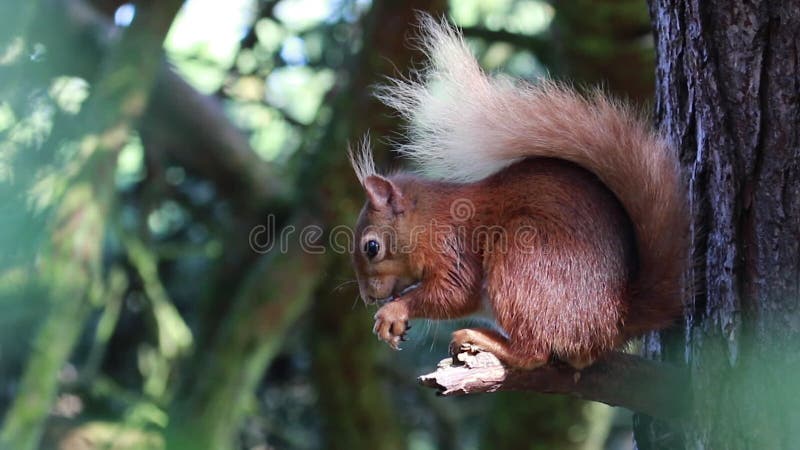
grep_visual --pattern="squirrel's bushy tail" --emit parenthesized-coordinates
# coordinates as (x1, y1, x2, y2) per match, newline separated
(376, 15, 688, 334)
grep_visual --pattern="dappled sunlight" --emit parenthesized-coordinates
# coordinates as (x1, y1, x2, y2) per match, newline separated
(0, 0, 728, 449)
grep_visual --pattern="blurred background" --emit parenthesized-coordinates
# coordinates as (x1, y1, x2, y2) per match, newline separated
(0, 0, 656, 449)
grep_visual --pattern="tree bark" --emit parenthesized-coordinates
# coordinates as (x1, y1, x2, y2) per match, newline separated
(639, 1, 800, 448)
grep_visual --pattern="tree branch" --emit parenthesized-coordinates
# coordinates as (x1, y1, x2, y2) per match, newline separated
(142, 66, 291, 211)
(419, 350, 689, 421)
(47, 0, 290, 211)
(460, 26, 554, 67)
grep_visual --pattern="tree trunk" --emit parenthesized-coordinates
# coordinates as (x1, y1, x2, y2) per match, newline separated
(639, 1, 800, 448)
(0, 1, 184, 448)
(165, 227, 326, 450)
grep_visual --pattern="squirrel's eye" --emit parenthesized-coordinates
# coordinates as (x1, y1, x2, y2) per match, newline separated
(364, 240, 380, 259)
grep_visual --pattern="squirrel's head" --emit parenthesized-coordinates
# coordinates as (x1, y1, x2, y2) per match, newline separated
(349, 140, 421, 305)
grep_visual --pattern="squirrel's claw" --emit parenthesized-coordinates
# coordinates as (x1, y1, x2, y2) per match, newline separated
(373, 302, 410, 351)
(448, 338, 483, 358)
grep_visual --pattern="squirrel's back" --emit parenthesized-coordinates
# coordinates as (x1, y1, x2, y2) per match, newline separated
(375, 15, 688, 335)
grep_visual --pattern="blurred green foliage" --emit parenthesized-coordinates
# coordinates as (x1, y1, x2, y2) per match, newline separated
(0, 0, 653, 449)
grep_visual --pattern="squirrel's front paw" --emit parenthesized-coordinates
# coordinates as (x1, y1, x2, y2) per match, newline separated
(373, 301, 410, 350)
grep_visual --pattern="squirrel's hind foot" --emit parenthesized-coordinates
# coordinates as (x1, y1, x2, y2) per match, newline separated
(450, 328, 548, 370)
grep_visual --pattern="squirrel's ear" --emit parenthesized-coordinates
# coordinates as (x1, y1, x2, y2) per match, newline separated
(364, 175, 405, 214)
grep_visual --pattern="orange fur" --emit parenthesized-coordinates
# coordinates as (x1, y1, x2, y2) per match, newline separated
(350, 16, 688, 368)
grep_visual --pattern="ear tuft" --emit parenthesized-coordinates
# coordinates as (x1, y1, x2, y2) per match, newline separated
(348, 135, 376, 185)
(364, 175, 405, 214)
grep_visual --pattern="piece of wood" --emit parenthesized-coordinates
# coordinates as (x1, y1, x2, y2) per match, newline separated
(419, 350, 689, 421)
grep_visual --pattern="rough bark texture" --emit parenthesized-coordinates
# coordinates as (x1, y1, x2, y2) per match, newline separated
(640, 1, 800, 448)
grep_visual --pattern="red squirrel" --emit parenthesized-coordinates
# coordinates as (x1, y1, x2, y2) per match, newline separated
(349, 16, 688, 370)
